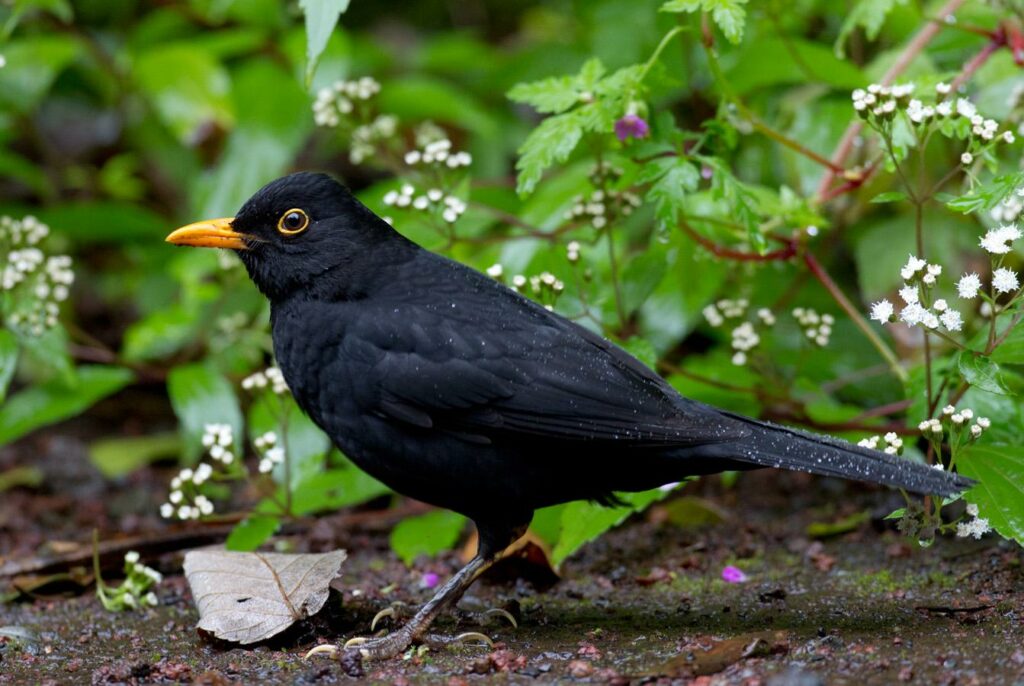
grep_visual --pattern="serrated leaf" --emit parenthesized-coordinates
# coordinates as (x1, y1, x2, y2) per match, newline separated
(835, 0, 907, 56)
(660, 0, 747, 44)
(515, 111, 585, 195)
(643, 157, 700, 226)
(508, 76, 581, 114)
(298, 0, 350, 85)
(184, 548, 345, 644)
(958, 353, 1012, 396)
(389, 509, 467, 565)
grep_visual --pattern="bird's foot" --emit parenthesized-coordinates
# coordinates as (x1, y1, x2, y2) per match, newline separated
(370, 600, 518, 632)
(303, 628, 494, 662)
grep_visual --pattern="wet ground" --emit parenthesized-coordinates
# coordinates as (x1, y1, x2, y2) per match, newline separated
(2, 469, 1023, 685)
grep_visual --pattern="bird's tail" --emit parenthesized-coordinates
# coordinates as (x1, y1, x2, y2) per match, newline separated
(699, 412, 973, 497)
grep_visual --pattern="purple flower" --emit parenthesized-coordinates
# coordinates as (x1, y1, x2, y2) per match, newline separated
(420, 572, 440, 589)
(721, 565, 748, 583)
(614, 114, 649, 142)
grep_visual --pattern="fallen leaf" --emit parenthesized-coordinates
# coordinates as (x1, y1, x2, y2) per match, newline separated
(646, 631, 789, 677)
(184, 548, 346, 644)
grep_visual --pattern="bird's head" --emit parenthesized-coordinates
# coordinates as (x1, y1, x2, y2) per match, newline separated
(166, 172, 411, 301)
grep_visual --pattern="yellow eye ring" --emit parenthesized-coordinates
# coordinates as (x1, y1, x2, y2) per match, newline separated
(277, 208, 310, 235)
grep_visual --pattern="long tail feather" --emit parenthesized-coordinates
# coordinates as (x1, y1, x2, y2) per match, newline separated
(700, 413, 973, 497)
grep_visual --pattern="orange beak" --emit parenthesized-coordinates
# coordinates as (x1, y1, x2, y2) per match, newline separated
(165, 217, 248, 250)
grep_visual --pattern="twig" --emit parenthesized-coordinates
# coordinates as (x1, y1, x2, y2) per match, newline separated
(814, 0, 969, 203)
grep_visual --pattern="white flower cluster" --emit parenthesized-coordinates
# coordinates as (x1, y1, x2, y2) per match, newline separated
(242, 366, 289, 395)
(956, 502, 991, 539)
(202, 422, 236, 463)
(564, 189, 641, 230)
(870, 255, 965, 332)
(919, 405, 990, 440)
(1, 216, 74, 336)
(857, 431, 904, 455)
(979, 223, 1022, 256)
(403, 138, 472, 169)
(567, 241, 582, 263)
(729, 322, 759, 366)
(312, 77, 382, 127)
(511, 271, 565, 310)
(851, 83, 916, 118)
(792, 308, 833, 347)
(161, 423, 237, 520)
(383, 184, 467, 224)
(111, 551, 161, 610)
(702, 298, 748, 327)
(255, 431, 285, 474)
(350, 114, 398, 164)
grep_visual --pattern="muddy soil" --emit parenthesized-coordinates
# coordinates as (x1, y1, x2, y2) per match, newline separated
(2, 469, 1023, 685)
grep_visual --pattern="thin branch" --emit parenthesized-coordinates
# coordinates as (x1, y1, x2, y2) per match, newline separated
(680, 220, 797, 262)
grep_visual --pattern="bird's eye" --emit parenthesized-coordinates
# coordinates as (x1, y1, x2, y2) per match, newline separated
(277, 209, 310, 235)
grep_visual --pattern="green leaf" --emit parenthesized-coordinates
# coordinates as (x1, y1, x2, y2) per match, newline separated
(89, 433, 181, 479)
(122, 304, 203, 363)
(958, 353, 1012, 396)
(835, 0, 908, 56)
(642, 157, 700, 226)
(194, 60, 313, 218)
(167, 364, 243, 461)
(248, 393, 330, 493)
(946, 172, 1024, 215)
(508, 57, 607, 114)
(991, 324, 1024, 365)
(389, 510, 466, 565)
(291, 467, 391, 516)
(514, 111, 585, 196)
(661, 0, 747, 44)
(0, 35, 80, 113)
(0, 331, 19, 403)
(0, 466, 44, 492)
(870, 191, 908, 204)
(134, 44, 233, 143)
(298, 0, 350, 85)
(959, 444, 1024, 545)
(620, 248, 668, 316)
(551, 488, 675, 567)
(0, 366, 133, 446)
(225, 514, 281, 552)
(620, 337, 658, 370)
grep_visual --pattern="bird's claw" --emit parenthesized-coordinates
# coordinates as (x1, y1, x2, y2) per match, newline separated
(484, 607, 518, 628)
(303, 644, 340, 659)
(370, 600, 412, 631)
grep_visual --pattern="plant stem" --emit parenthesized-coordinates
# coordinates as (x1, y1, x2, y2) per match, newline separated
(804, 251, 908, 382)
(641, 26, 688, 81)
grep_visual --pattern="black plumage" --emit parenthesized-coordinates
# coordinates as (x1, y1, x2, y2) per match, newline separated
(167, 172, 970, 658)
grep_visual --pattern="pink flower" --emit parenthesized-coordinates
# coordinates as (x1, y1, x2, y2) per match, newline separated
(721, 565, 748, 583)
(420, 572, 440, 589)
(614, 114, 649, 142)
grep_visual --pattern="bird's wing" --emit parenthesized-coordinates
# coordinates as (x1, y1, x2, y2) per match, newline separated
(344, 293, 749, 447)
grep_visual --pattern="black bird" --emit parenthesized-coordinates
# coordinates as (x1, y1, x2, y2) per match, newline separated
(167, 172, 970, 659)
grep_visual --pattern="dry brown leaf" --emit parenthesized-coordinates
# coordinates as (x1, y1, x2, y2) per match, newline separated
(183, 548, 346, 644)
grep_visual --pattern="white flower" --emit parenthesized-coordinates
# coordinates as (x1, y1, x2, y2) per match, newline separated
(870, 300, 894, 323)
(936, 82, 951, 95)
(979, 224, 1021, 254)
(144, 592, 158, 607)
(957, 273, 982, 299)
(900, 254, 927, 280)
(992, 268, 1020, 294)
(1005, 131, 1016, 144)
(955, 98, 977, 118)
(168, 490, 183, 504)
(899, 285, 919, 304)
(933, 299, 948, 311)
(966, 502, 979, 517)
(125, 551, 140, 565)
(486, 264, 503, 278)
(160, 503, 174, 518)
(939, 309, 963, 331)
(977, 417, 991, 428)
(899, 303, 928, 326)
(258, 458, 273, 473)
(936, 101, 952, 117)
(731, 352, 747, 366)
(961, 152, 973, 165)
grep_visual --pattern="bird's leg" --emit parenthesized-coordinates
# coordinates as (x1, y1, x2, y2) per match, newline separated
(308, 553, 497, 661)
(371, 599, 518, 632)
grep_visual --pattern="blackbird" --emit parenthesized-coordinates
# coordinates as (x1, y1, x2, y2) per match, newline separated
(168, 172, 970, 659)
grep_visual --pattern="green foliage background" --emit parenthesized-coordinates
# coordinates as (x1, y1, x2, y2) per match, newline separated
(0, 0, 1021, 564)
